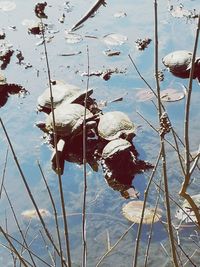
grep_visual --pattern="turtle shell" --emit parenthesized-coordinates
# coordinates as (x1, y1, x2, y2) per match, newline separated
(98, 111, 135, 141)
(102, 138, 132, 159)
(46, 103, 93, 137)
(162, 50, 195, 78)
(37, 80, 93, 110)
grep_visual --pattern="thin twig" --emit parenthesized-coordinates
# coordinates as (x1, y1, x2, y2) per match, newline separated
(154, 1, 178, 265)
(179, 14, 200, 226)
(0, 147, 9, 198)
(0, 118, 63, 262)
(133, 147, 162, 266)
(40, 17, 72, 265)
(96, 222, 135, 267)
(0, 231, 53, 267)
(40, 230, 56, 267)
(82, 46, 90, 267)
(3, 186, 37, 267)
(0, 226, 30, 267)
(37, 161, 65, 267)
(144, 179, 162, 266)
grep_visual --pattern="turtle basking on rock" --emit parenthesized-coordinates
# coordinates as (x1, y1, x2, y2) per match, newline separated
(97, 111, 136, 142)
(101, 138, 153, 198)
(37, 80, 93, 113)
(45, 102, 96, 174)
(162, 50, 200, 82)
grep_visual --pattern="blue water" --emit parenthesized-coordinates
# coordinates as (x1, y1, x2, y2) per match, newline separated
(0, 0, 200, 266)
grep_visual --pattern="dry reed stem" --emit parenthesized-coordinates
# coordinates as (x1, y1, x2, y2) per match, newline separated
(0, 147, 8, 198)
(40, 230, 57, 266)
(154, 1, 178, 265)
(179, 14, 200, 227)
(81, 46, 90, 267)
(144, 179, 162, 266)
(0, 226, 30, 267)
(37, 161, 66, 267)
(5, 212, 17, 266)
(0, 118, 64, 263)
(96, 222, 135, 267)
(0, 232, 53, 267)
(40, 18, 71, 266)
(132, 148, 162, 266)
(3, 186, 37, 267)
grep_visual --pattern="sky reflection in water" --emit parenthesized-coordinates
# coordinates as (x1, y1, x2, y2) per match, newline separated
(0, 0, 200, 266)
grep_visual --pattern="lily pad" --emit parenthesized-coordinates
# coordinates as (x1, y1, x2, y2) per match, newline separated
(103, 33, 127, 46)
(0, 1, 16, 11)
(175, 194, 200, 223)
(122, 200, 162, 224)
(160, 88, 185, 102)
(135, 89, 154, 102)
(65, 32, 83, 44)
(21, 209, 51, 220)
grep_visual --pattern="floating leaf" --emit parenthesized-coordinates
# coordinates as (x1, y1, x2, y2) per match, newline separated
(114, 11, 127, 18)
(0, 1, 16, 11)
(135, 89, 154, 102)
(122, 201, 162, 224)
(170, 6, 198, 19)
(103, 33, 127, 46)
(160, 88, 185, 102)
(103, 49, 121, 56)
(135, 37, 152, 51)
(21, 209, 51, 220)
(175, 194, 200, 223)
(65, 32, 83, 44)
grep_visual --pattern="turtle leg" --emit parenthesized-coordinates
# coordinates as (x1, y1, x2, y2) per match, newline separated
(51, 139, 65, 175)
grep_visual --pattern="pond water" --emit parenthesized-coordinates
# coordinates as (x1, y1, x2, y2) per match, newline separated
(0, 0, 200, 266)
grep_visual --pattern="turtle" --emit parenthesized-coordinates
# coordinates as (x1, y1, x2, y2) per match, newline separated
(101, 138, 133, 160)
(97, 111, 135, 142)
(162, 50, 200, 81)
(101, 138, 138, 177)
(101, 138, 140, 199)
(45, 103, 95, 174)
(37, 80, 93, 113)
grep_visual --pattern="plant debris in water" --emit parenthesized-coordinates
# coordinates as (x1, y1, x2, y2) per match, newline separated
(122, 201, 162, 224)
(81, 67, 126, 81)
(0, 42, 14, 69)
(103, 49, 121, 56)
(135, 37, 152, 51)
(175, 194, 200, 223)
(0, 81, 28, 108)
(169, 4, 198, 19)
(71, 0, 107, 31)
(34, 2, 48, 19)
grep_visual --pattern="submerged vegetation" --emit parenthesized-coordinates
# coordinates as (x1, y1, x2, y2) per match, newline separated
(0, 0, 200, 266)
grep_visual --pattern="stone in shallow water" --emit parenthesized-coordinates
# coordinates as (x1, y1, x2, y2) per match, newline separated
(122, 200, 162, 224)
